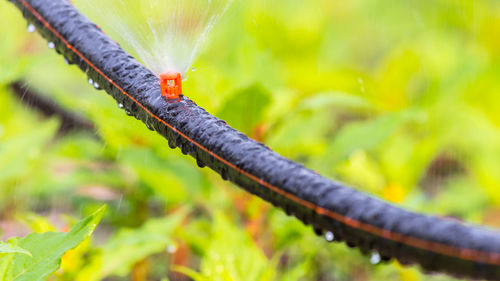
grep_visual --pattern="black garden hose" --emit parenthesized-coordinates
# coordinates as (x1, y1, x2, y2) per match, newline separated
(8, 0, 500, 279)
(10, 81, 96, 135)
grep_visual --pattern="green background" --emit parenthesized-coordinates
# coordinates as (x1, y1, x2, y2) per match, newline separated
(1, 0, 500, 280)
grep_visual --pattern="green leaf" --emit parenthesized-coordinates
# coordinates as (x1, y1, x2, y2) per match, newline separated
(0, 243, 31, 257)
(317, 111, 415, 172)
(217, 83, 272, 135)
(298, 91, 375, 113)
(0, 205, 105, 281)
(76, 209, 186, 281)
(172, 266, 210, 281)
(176, 212, 277, 281)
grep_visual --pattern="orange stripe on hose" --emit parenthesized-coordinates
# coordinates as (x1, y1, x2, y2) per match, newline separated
(18, 0, 500, 266)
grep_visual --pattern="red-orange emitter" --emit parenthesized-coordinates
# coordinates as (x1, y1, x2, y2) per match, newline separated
(159, 72, 182, 99)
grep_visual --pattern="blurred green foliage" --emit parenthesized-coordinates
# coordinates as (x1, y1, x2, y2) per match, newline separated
(0, 206, 104, 281)
(1, 0, 500, 280)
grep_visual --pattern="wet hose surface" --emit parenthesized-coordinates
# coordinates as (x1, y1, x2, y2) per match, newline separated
(8, 0, 500, 279)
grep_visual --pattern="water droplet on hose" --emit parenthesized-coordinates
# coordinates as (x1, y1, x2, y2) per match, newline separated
(88, 78, 93, 85)
(325, 231, 335, 242)
(27, 24, 35, 33)
(47, 42, 55, 49)
(191, 67, 196, 72)
(370, 252, 381, 264)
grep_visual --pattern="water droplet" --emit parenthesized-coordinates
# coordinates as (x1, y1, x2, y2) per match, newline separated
(324, 231, 335, 242)
(27, 24, 35, 33)
(116, 194, 123, 211)
(358, 77, 365, 93)
(93, 82, 100, 89)
(47, 42, 55, 49)
(118, 103, 124, 109)
(191, 67, 196, 72)
(166, 245, 177, 253)
(370, 252, 381, 264)
(88, 78, 93, 85)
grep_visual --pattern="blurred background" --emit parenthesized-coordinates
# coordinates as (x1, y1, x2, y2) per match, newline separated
(1, 0, 500, 280)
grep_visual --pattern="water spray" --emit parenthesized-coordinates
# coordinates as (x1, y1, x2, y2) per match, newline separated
(74, 0, 233, 86)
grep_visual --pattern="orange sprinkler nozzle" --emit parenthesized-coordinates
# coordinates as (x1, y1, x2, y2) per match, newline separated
(159, 72, 182, 99)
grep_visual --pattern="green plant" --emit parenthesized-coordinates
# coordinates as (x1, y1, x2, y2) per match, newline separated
(0, 206, 105, 281)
